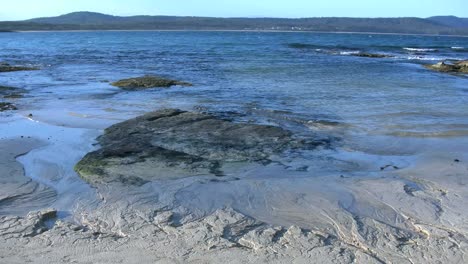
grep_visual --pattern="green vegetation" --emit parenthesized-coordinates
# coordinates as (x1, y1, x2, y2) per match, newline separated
(0, 12, 467, 35)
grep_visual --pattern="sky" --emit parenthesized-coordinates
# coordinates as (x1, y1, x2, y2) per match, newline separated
(0, 0, 467, 21)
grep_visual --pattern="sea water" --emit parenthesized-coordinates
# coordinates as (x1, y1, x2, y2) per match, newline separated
(1, 31, 467, 226)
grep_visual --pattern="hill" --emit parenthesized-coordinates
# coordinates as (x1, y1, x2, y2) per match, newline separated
(27, 11, 124, 25)
(0, 12, 467, 35)
(428, 16, 468, 28)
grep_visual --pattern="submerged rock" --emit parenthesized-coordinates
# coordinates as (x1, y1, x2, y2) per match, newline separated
(287, 43, 317, 49)
(0, 85, 27, 99)
(111, 76, 192, 90)
(0, 63, 38, 72)
(0, 102, 17, 111)
(424, 60, 468, 74)
(75, 109, 320, 185)
(352, 52, 393, 58)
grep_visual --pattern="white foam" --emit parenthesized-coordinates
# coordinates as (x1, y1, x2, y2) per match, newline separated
(404, 56, 463, 61)
(339, 51, 360, 55)
(406, 56, 440, 61)
(403, 47, 437, 52)
(452, 46, 465, 50)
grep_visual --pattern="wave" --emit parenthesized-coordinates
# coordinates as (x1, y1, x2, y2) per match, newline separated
(287, 43, 464, 61)
(306, 120, 344, 130)
(405, 56, 443, 61)
(388, 130, 468, 138)
(403, 47, 438, 52)
(398, 55, 464, 61)
(339, 51, 361, 55)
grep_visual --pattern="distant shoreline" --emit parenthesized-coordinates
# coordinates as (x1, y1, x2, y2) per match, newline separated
(14, 29, 468, 38)
(2, 12, 467, 37)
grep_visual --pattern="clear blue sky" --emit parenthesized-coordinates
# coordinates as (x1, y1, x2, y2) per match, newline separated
(1, 0, 467, 20)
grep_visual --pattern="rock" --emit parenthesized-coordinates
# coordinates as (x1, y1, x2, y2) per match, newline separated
(287, 43, 317, 49)
(75, 109, 320, 185)
(3, 93, 23, 99)
(0, 102, 17, 111)
(111, 76, 192, 90)
(455, 60, 468, 73)
(0, 63, 38, 72)
(352, 53, 392, 58)
(424, 60, 468, 74)
(0, 85, 27, 99)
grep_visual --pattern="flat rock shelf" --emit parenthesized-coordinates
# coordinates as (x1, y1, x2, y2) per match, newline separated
(75, 109, 322, 185)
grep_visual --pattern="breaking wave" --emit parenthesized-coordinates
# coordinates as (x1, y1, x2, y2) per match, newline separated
(403, 47, 438, 52)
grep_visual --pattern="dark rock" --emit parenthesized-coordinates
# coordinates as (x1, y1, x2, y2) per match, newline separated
(3, 93, 24, 99)
(424, 60, 468, 74)
(0, 102, 17, 111)
(0, 63, 39, 73)
(403, 185, 417, 196)
(287, 43, 317, 49)
(111, 76, 192, 90)
(75, 109, 321, 185)
(380, 164, 399, 171)
(352, 53, 393, 58)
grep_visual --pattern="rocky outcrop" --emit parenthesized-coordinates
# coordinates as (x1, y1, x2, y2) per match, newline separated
(111, 76, 192, 90)
(0, 102, 17, 111)
(424, 60, 468, 74)
(75, 109, 320, 185)
(0, 63, 38, 72)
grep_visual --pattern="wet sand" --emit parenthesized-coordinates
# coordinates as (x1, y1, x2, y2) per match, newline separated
(1, 113, 468, 263)
(0, 138, 55, 216)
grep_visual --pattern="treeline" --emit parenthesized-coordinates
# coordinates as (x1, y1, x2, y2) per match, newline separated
(1, 12, 467, 35)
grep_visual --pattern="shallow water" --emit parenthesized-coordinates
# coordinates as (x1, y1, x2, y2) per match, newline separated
(1, 31, 467, 226)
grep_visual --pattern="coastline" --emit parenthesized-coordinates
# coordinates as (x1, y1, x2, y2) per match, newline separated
(13, 29, 468, 38)
(0, 30, 467, 263)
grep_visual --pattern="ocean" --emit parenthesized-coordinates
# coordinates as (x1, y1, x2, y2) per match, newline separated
(1, 31, 468, 227)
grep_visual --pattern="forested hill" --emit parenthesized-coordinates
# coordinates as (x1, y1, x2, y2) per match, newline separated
(0, 11, 467, 35)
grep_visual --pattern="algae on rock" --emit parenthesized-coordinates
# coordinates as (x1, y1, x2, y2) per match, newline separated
(111, 76, 192, 90)
(0, 63, 39, 72)
(75, 109, 322, 185)
(424, 60, 468, 74)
